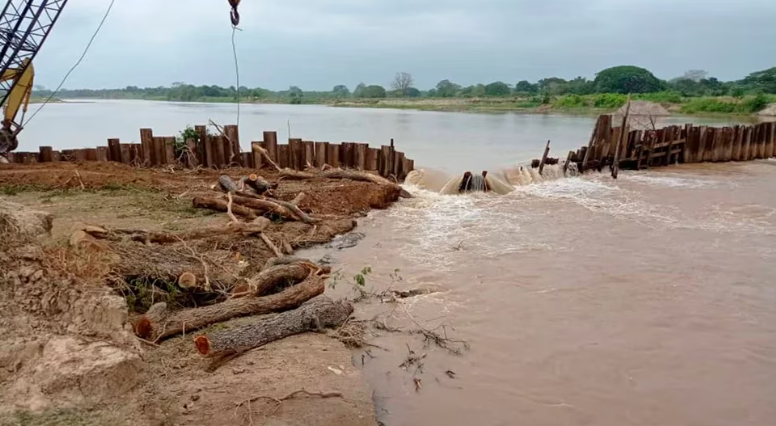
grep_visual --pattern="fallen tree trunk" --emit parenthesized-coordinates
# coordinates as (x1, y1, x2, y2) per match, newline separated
(84, 219, 270, 244)
(246, 262, 328, 296)
(279, 168, 412, 198)
(192, 197, 257, 219)
(194, 296, 353, 357)
(137, 272, 325, 341)
(230, 194, 318, 224)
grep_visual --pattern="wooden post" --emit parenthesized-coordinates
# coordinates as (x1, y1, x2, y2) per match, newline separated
(581, 117, 600, 171)
(165, 136, 176, 164)
(379, 145, 391, 176)
(341, 142, 354, 169)
(408, 159, 414, 173)
(214, 135, 226, 167)
(766, 122, 775, 159)
(83, 148, 97, 162)
(52, 151, 60, 162)
(221, 136, 233, 165)
(722, 127, 734, 162)
(327, 144, 339, 168)
(355, 143, 368, 170)
(563, 150, 574, 175)
(195, 125, 209, 167)
(755, 124, 766, 159)
(140, 128, 153, 166)
(730, 126, 741, 161)
(263, 131, 278, 164)
(39, 146, 53, 162)
(395, 151, 406, 179)
(224, 125, 240, 161)
(538, 140, 551, 174)
(241, 152, 252, 168)
(288, 138, 302, 170)
(96, 146, 109, 162)
(251, 142, 264, 169)
(278, 145, 289, 169)
(739, 126, 751, 161)
(204, 135, 215, 168)
(701, 128, 715, 162)
(314, 142, 328, 168)
(303, 141, 315, 168)
(612, 96, 631, 179)
(106, 138, 121, 162)
(711, 128, 723, 162)
(366, 148, 379, 171)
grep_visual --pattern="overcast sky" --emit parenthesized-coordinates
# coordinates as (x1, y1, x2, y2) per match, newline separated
(34, 0, 775, 91)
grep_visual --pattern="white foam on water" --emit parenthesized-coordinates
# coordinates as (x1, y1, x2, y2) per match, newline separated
(622, 172, 725, 189)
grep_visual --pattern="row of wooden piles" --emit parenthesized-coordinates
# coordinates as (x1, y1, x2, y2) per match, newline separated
(558, 115, 776, 174)
(8, 124, 415, 180)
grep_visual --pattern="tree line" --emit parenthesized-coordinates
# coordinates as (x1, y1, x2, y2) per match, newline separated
(35, 65, 776, 104)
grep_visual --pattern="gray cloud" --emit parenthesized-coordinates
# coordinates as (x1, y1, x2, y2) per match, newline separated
(33, 0, 776, 91)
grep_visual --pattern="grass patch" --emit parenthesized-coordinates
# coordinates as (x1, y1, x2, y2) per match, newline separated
(680, 95, 768, 114)
(0, 184, 49, 196)
(0, 408, 122, 426)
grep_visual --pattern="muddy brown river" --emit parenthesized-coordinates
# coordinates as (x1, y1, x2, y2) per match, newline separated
(24, 101, 776, 425)
(306, 161, 776, 426)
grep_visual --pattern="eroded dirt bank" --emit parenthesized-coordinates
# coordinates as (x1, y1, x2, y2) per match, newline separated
(0, 162, 404, 426)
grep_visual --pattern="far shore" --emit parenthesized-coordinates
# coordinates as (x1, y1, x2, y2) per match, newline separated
(39, 96, 774, 120)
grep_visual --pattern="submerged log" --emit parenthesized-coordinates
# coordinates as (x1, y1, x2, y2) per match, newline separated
(137, 272, 325, 341)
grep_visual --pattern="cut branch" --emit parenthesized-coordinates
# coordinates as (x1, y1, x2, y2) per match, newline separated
(138, 272, 325, 341)
(230, 194, 319, 224)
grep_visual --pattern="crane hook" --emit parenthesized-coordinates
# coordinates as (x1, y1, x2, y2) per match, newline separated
(228, 0, 240, 26)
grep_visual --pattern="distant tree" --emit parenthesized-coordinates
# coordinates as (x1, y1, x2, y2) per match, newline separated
(332, 85, 350, 98)
(514, 80, 537, 94)
(698, 77, 728, 96)
(566, 77, 594, 95)
(435, 79, 460, 97)
(391, 72, 414, 96)
(357, 85, 386, 99)
(288, 86, 303, 104)
(742, 67, 776, 94)
(594, 65, 665, 93)
(405, 87, 421, 98)
(353, 82, 367, 98)
(682, 70, 709, 82)
(484, 81, 511, 96)
(537, 77, 569, 95)
(427, 88, 438, 97)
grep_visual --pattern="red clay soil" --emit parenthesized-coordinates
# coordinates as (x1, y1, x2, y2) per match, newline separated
(0, 162, 401, 217)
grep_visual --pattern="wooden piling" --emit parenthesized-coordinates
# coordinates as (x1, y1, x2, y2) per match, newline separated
(581, 117, 600, 170)
(303, 141, 315, 168)
(538, 140, 551, 175)
(263, 131, 278, 164)
(741, 127, 752, 161)
(755, 124, 766, 159)
(107, 138, 121, 162)
(314, 142, 328, 168)
(379, 145, 391, 176)
(96, 146, 109, 162)
(366, 148, 379, 171)
(251, 142, 263, 169)
(278, 145, 289, 169)
(288, 139, 302, 169)
(39, 146, 53, 162)
(224, 125, 240, 162)
(164, 137, 176, 164)
(327, 144, 339, 168)
(356, 143, 368, 170)
(730, 126, 742, 161)
(341, 143, 354, 168)
(140, 129, 153, 166)
(395, 151, 406, 178)
(701, 127, 715, 162)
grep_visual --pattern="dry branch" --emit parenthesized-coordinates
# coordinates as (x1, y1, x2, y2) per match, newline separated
(194, 296, 352, 357)
(138, 272, 325, 341)
(247, 262, 326, 296)
(192, 197, 257, 219)
(84, 220, 270, 244)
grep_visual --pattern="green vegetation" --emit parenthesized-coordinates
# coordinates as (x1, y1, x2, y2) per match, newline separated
(34, 66, 776, 115)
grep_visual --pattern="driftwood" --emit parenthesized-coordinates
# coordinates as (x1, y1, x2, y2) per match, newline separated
(192, 197, 257, 219)
(84, 219, 270, 244)
(137, 272, 325, 341)
(194, 296, 353, 357)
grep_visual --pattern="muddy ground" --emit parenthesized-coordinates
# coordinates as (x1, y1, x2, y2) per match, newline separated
(0, 162, 403, 426)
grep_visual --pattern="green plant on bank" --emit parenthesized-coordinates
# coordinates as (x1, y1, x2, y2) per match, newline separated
(121, 277, 182, 313)
(680, 94, 769, 114)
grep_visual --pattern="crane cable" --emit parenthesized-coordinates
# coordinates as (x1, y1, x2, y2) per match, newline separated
(231, 24, 241, 128)
(22, 0, 116, 128)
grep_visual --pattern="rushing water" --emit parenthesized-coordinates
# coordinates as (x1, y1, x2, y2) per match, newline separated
(25, 101, 776, 425)
(20, 100, 747, 173)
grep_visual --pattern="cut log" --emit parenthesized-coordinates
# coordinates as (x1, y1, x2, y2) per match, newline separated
(138, 271, 326, 341)
(84, 219, 270, 244)
(247, 262, 323, 296)
(178, 272, 198, 289)
(194, 296, 353, 357)
(230, 194, 319, 224)
(192, 197, 257, 219)
(279, 168, 316, 180)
